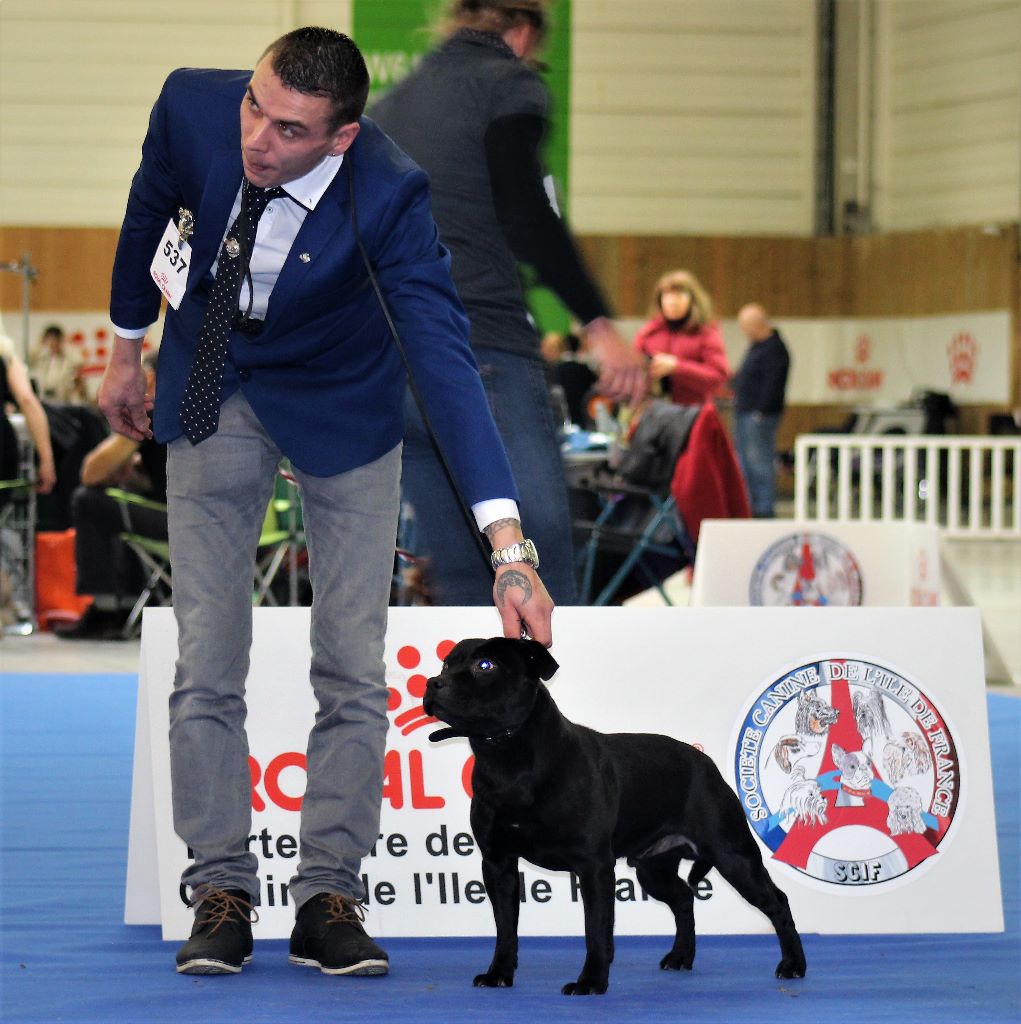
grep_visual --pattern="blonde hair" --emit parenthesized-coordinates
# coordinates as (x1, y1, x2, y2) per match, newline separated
(440, 0, 551, 44)
(651, 269, 715, 332)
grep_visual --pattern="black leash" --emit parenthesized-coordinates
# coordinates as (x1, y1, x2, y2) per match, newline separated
(347, 152, 494, 575)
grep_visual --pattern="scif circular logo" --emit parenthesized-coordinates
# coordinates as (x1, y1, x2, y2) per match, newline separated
(732, 657, 960, 888)
(749, 532, 863, 606)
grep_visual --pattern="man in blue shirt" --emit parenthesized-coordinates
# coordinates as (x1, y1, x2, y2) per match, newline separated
(732, 304, 791, 518)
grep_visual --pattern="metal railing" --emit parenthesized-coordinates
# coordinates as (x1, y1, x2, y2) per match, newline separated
(793, 434, 1021, 538)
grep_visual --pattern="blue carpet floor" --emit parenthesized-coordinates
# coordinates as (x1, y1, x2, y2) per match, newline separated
(1, 673, 1017, 1023)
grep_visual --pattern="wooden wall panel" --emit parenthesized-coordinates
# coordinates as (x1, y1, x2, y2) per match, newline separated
(0, 227, 119, 311)
(579, 226, 1018, 317)
(4, 225, 1018, 423)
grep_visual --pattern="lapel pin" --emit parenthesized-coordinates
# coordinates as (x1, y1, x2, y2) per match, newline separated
(299, 252, 311, 263)
(178, 207, 195, 245)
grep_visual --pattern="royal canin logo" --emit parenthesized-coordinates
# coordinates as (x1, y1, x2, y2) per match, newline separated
(828, 334, 883, 392)
(247, 638, 474, 814)
(947, 332, 978, 385)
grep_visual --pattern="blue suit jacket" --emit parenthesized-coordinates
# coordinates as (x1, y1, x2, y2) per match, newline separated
(110, 68, 516, 502)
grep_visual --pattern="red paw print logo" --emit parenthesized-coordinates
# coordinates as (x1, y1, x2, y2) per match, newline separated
(388, 639, 457, 736)
(71, 325, 155, 381)
(948, 332, 978, 385)
(855, 334, 871, 364)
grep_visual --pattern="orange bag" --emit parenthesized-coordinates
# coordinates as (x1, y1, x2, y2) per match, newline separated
(35, 529, 92, 630)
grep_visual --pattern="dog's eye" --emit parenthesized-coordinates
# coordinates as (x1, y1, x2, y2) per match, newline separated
(475, 658, 494, 672)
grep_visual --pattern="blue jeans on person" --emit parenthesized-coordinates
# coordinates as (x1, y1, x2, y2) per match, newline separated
(401, 346, 578, 606)
(735, 411, 781, 518)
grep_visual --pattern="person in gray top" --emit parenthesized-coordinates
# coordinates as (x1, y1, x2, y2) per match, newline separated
(372, 0, 646, 606)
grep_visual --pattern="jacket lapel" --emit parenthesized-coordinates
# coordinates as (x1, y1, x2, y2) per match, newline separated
(188, 150, 245, 288)
(261, 157, 353, 332)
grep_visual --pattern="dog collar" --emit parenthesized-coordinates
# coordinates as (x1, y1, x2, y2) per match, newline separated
(479, 725, 522, 746)
(427, 724, 522, 746)
(840, 782, 871, 799)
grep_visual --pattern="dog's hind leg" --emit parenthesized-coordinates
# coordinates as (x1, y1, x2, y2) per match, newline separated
(634, 850, 696, 971)
(709, 838, 806, 980)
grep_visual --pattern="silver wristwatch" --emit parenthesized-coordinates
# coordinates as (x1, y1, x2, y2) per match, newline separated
(490, 538, 540, 571)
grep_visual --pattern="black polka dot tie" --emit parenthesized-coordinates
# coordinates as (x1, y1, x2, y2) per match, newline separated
(180, 180, 284, 444)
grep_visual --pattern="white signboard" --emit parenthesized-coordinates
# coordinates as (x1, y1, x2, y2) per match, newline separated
(691, 520, 941, 608)
(126, 606, 1002, 940)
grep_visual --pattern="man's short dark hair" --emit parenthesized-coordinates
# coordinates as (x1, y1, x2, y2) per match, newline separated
(263, 27, 370, 130)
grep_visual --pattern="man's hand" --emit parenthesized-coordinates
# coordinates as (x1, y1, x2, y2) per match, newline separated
(484, 517, 554, 647)
(493, 563, 554, 648)
(98, 336, 153, 440)
(583, 316, 648, 407)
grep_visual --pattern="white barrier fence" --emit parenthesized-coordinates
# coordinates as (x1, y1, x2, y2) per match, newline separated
(793, 434, 1021, 539)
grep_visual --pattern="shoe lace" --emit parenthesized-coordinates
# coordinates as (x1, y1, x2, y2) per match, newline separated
(189, 886, 259, 934)
(322, 892, 368, 925)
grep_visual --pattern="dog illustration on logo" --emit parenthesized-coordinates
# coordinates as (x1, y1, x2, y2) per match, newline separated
(887, 786, 926, 835)
(770, 689, 839, 774)
(882, 731, 933, 785)
(852, 688, 892, 756)
(778, 766, 829, 828)
(831, 744, 875, 807)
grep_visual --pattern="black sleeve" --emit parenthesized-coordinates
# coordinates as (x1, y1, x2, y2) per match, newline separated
(484, 112, 611, 323)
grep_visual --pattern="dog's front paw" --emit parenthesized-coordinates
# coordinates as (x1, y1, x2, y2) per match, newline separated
(473, 971, 514, 988)
(659, 951, 694, 971)
(775, 957, 807, 980)
(561, 979, 608, 995)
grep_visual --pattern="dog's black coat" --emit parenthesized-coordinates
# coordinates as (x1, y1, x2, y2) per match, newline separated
(424, 637, 807, 995)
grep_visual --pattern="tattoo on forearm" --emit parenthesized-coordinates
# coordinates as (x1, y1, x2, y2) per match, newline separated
(484, 517, 521, 542)
(496, 569, 532, 606)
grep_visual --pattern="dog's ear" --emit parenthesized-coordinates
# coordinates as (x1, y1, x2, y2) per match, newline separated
(519, 639, 559, 681)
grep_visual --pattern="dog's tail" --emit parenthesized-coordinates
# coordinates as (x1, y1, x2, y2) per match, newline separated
(687, 859, 712, 888)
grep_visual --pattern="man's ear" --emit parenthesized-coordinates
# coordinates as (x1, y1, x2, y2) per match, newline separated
(330, 121, 360, 156)
(520, 638, 559, 681)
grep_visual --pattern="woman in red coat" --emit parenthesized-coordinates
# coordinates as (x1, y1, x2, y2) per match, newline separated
(633, 269, 730, 405)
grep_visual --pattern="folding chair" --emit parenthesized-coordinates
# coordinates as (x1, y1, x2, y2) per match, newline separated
(108, 473, 306, 635)
(106, 487, 172, 637)
(573, 402, 699, 606)
(256, 467, 306, 606)
(0, 478, 36, 634)
(574, 479, 693, 606)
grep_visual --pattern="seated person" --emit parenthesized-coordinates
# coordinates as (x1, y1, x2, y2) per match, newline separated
(56, 355, 166, 639)
(552, 332, 599, 428)
(1, 330, 57, 492)
(28, 324, 86, 404)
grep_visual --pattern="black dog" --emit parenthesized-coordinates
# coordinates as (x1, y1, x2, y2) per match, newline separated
(424, 637, 806, 996)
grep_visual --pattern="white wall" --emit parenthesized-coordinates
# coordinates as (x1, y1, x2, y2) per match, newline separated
(570, 0, 819, 235)
(873, 0, 1021, 230)
(1, 0, 1019, 235)
(0, 0, 351, 227)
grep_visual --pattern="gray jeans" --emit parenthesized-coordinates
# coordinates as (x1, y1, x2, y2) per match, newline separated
(166, 391, 401, 910)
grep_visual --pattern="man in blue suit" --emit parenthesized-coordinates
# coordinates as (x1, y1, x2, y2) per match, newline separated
(99, 27, 554, 978)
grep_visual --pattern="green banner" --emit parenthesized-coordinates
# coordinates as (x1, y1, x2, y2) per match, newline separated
(354, 0, 573, 333)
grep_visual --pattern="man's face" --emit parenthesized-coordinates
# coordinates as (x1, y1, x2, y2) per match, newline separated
(240, 56, 359, 188)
